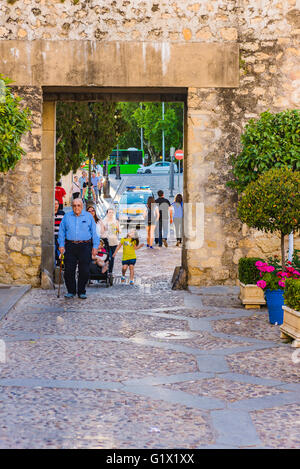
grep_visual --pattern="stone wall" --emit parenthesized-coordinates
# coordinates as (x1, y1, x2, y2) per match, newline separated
(184, 0, 299, 285)
(0, 0, 299, 286)
(0, 86, 42, 286)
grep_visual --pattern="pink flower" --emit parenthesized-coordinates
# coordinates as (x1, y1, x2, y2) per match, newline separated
(265, 266, 275, 273)
(293, 270, 300, 276)
(257, 280, 267, 289)
(255, 261, 268, 272)
(278, 280, 285, 288)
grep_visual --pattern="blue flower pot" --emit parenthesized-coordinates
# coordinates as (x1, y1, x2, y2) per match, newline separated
(265, 289, 285, 325)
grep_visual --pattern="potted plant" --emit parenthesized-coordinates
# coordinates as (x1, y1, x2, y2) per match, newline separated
(281, 278, 300, 348)
(238, 167, 300, 324)
(255, 260, 300, 324)
(238, 257, 266, 308)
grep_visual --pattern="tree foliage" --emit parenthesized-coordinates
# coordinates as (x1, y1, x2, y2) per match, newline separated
(56, 102, 128, 180)
(133, 103, 183, 161)
(0, 75, 31, 173)
(116, 102, 141, 150)
(228, 110, 300, 193)
(238, 167, 300, 267)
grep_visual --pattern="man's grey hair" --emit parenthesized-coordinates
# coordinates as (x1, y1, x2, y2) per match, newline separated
(72, 198, 83, 206)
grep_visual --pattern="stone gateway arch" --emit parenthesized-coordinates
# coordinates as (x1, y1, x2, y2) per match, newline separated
(0, 1, 299, 287)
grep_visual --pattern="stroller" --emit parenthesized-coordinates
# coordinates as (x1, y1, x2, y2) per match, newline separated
(89, 238, 113, 287)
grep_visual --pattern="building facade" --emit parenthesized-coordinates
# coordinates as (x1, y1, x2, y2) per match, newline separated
(0, 0, 299, 286)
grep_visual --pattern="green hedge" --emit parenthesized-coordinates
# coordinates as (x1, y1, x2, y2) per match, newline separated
(284, 278, 300, 311)
(238, 257, 264, 285)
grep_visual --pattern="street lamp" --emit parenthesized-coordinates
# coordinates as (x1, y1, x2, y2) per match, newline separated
(87, 102, 96, 207)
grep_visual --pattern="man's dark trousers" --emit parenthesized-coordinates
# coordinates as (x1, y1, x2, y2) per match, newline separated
(64, 240, 92, 295)
(155, 218, 168, 246)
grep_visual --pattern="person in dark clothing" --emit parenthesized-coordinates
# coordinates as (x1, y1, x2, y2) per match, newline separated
(58, 198, 99, 299)
(145, 196, 159, 249)
(155, 190, 173, 247)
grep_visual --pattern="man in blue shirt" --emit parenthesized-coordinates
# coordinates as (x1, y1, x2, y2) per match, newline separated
(91, 171, 99, 202)
(79, 171, 87, 198)
(58, 198, 99, 299)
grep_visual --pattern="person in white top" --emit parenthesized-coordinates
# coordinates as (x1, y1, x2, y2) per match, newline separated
(100, 208, 120, 275)
(87, 206, 102, 238)
(70, 175, 81, 201)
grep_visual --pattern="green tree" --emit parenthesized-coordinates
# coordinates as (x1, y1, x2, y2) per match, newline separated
(116, 102, 141, 150)
(56, 102, 128, 181)
(133, 102, 183, 161)
(228, 110, 300, 193)
(0, 75, 31, 173)
(238, 167, 300, 269)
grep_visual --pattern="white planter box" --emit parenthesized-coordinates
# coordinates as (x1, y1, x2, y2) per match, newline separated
(239, 281, 266, 309)
(280, 306, 300, 348)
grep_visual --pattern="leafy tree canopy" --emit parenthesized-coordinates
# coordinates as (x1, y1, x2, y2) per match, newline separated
(116, 102, 141, 150)
(133, 102, 183, 162)
(0, 75, 31, 173)
(228, 110, 300, 193)
(238, 167, 300, 267)
(56, 102, 128, 181)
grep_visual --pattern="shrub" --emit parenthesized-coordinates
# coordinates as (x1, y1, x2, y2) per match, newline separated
(238, 257, 264, 285)
(238, 167, 300, 269)
(0, 75, 31, 173)
(228, 110, 300, 193)
(284, 278, 300, 311)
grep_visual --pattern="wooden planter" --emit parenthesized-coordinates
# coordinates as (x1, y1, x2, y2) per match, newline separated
(280, 306, 300, 348)
(239, 281, 266, 309)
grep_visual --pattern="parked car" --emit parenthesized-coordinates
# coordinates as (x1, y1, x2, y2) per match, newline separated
(116, 185, 154, 228)
(137, 162, 178, 174)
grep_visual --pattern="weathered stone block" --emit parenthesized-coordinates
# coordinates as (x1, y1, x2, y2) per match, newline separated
(8, 237, 23, 252)
(9, 252, 30, 266)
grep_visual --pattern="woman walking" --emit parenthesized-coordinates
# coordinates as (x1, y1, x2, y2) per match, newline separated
(145, 196, 159, 249)
(87, 206, 102, 238)
(100, 208, 120, 275)
(70, 175, 81, 201)
(171, 193, 183, 246)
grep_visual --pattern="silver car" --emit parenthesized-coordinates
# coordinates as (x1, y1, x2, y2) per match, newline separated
(137, 162, 178, 174)
(116, 187, 154, 228)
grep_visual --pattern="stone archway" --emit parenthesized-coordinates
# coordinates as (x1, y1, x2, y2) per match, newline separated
(0, 40, 239, 286)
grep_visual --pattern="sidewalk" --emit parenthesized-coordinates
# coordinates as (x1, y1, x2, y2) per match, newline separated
(0, 244, 299, 448)
(0, 285, 31, 322)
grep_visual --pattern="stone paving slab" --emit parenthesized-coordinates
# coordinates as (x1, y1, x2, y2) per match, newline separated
(227, 347, 300, 384)
(0, 338, 198, 382)
(160, 377, 290, 403)
(0, 308, 189, 339)
(0, 285, 31, 321)
(0, 387, 213, 449)
(0, 243, 300, 448)
(250, 403, 300, 449)
(213, 313, 283, 343)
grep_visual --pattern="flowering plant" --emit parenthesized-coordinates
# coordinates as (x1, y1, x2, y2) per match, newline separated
(255, 260, 300, 291)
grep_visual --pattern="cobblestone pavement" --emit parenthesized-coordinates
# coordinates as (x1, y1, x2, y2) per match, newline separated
(0, 240, 300, 448)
